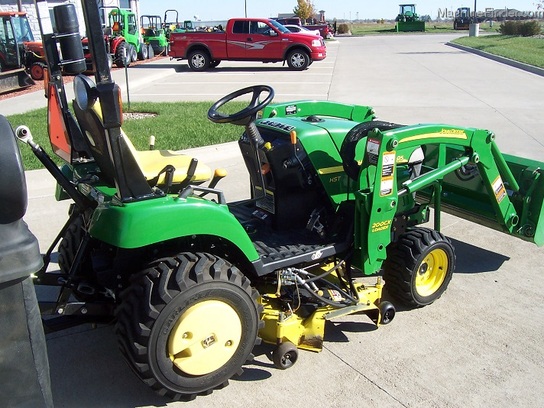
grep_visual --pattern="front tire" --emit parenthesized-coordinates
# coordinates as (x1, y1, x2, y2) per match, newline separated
(188, 50, 210, 71)
(115, 42, 129, 67)
(115, 252, 262, 400)
(286, 49, 310, 70)
(137, 43, 148, 60)
(383, 228, 455, 307)
(30, 62, 46, 80)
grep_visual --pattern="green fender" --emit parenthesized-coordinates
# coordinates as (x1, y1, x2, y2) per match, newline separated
(89, 194, 260, 259)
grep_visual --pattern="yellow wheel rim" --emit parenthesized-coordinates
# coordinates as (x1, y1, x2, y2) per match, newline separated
(168, 300, 242, 376)
(415, 248, 449, 297)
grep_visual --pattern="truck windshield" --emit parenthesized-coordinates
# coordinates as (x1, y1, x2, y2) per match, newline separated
(269, 19, 290, 34)
(12, 15, 34, 42)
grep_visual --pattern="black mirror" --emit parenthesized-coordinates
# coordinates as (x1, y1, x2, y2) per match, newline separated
(73, 75, 98, 111)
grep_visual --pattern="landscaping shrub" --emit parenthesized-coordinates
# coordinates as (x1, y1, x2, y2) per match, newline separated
(499, 20, 541, 37)
(519, 20, 541, 37)
(337, 23, 350, 34)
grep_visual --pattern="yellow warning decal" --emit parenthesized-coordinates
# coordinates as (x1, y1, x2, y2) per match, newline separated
(380, 151, 396, 196)
(492, 175, 507, 203)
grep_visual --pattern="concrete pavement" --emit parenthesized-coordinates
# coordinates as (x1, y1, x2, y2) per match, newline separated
(10, 34, 544, 407)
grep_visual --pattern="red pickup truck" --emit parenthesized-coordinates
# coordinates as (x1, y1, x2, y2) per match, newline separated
(168, 18, 327, 71)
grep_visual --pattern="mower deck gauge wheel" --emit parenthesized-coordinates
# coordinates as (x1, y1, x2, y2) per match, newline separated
(272, 341, 298, 370)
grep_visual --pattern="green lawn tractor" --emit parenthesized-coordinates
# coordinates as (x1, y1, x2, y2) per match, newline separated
(20, 0, 544, 401)
(395, 4, 426, 32)
(140, 15, 166, 56)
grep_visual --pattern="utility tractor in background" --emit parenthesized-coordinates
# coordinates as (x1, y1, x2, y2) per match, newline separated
(395, 4, 426, 32)
(163, 9, 193, 39)
(454, 7, 471, 30)
(15, 0, 544, 402)
(0, 11, 45, 93)
(140, 15, 165, 55)
(89, 7, 152, 68)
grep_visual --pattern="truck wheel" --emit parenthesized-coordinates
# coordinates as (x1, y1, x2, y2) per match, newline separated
(383, 228, 455, 308)
(115, 42, 129, 67)
(137, 43, 148, 60)
(188, 50, 210, 71)
(115, 252, 262, 400)
(30, 62, 46, 80)
(286, 49, 310, 70)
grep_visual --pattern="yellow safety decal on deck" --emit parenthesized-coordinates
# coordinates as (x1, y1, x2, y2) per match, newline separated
(492, 175, 507, 203)
(380, 151, 396, 196)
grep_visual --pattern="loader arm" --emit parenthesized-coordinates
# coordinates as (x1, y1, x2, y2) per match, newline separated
(354, 124, 544, 275)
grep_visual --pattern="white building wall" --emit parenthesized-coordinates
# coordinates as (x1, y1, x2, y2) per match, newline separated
(0, 0, 141, 40)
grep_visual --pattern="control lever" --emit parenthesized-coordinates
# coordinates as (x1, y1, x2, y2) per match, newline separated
(208, 168, 227, 189)
(178, 158, 198, 190)
(283, 130, 301, 169)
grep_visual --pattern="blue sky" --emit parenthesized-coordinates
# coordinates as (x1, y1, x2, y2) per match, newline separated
(139, 1, 539, 21)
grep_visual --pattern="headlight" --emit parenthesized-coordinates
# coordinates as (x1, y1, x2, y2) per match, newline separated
(312, 39, 322, 47)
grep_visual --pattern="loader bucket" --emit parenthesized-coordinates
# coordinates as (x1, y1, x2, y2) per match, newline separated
(420, 145, 544, 247)
(0, 68, 35, 94)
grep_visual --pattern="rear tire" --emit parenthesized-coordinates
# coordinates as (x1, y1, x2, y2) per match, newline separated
(383, 228, 455, 307)
(115, 252, 262, 400)
(147, 44, 155, 59)
(137, 43, 148, 60)
(188, 50, 210, 71)
(286, 49, 310, 70)
(58, 208, 92, 275)
(128, 44, 137, 63)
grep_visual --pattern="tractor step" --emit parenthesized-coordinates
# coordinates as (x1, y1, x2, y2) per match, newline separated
(230, 202, 350, 275)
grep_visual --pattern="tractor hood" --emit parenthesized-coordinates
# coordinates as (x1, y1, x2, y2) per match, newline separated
(257, 101, 376, 204)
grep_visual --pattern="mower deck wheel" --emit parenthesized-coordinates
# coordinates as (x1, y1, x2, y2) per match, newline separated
(272, 341, 298, 369)
(378, 301, 396, 325)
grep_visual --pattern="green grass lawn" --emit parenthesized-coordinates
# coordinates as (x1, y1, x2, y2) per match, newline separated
(8, 101, 246, 171)
(451, 34, 544, 68)
(344, 21, 500, 36)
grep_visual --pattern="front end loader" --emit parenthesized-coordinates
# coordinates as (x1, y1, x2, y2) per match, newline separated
(15, 0, 543, 401)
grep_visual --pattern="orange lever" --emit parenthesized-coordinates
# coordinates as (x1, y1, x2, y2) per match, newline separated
(290, 130, 297, 145)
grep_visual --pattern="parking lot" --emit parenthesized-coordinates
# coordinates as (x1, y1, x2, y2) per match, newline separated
(10, 34, 544, 407)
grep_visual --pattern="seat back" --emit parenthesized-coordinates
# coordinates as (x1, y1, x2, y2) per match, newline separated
(73, 100, 117, 186)
(0, 115, 27, 223)
(0, 114, 43, 283)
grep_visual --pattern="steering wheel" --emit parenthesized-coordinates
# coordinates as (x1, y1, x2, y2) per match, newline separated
(208, 85, 274, 126)
(340, 121, 404, 180)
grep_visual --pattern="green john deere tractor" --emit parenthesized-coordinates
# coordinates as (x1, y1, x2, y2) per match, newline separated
(395, 4, 426, 32)
(140, 15, 166, 55)
(104, 7, 151, 67)
(18, 0, 544, 401)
